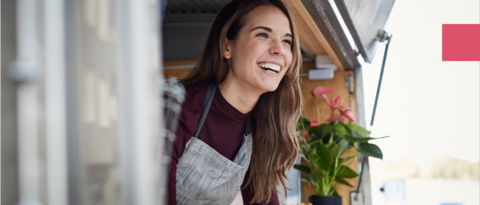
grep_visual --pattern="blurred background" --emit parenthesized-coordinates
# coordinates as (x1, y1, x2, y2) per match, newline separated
(2, 0, 165, 205)
(1, 0, 479, 205)
(361, 0, 480, 204)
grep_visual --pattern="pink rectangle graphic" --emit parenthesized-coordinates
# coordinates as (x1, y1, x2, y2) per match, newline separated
(442, 24, 480, 61)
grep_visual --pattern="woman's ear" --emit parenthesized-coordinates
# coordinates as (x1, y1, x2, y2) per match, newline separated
(223, 39, 232, 59)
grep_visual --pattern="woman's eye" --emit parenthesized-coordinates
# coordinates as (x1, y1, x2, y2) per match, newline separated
(283, 39, 292, 45)
(256, 33, 268, 38)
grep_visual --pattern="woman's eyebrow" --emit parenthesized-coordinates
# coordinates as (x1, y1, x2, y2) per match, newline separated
(251, 26, 272, 32)
(251, 26, 293, 37)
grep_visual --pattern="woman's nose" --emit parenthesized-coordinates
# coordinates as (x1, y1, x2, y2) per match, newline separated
(269, 39, 285, 56)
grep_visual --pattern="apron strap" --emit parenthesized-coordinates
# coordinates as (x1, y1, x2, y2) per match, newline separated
(193, 82, 217, 138)
(193, 82, 252, 138)
(245, 116, 251, 136)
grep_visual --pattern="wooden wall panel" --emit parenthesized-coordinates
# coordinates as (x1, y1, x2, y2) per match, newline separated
(163, 68, 193, 80)
(163, 60, 196, 79)
(162, 61, 359, 205)
(300, 61, 358, 205)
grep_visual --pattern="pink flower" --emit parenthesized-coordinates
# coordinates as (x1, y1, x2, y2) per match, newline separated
(322, 94, 345, 110)
(341, 110, 356, 123)
(310, 120, 319, 127)
(311, 86, 336, 97)
(321, 94, 332, 107)
(324, 114, 345, 123)
(332, 96, 342, 108)
(337, 106, 350, 111)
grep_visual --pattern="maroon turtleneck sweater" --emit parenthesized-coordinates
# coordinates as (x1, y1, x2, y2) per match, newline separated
(168, 82, 279, 205)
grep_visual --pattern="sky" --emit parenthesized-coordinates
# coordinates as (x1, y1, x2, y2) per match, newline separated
(360, 0, 480, 169)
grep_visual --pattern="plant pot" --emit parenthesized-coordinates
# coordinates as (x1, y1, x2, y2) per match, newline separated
(308, 195, 342, 205)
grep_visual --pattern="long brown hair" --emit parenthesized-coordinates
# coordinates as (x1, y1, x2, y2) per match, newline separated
(180, 0, 303, 203)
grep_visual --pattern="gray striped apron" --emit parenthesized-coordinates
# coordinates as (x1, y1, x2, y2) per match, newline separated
(176, 83, 253, 205)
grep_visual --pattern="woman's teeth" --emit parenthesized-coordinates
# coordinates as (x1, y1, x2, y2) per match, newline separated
(258, 63, 280, 73)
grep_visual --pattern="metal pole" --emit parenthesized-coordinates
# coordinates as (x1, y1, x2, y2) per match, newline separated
(11, 1, 41, 205)
(355, 33, 392, 201)
(116, 0, 162, 204)
(370, 34, 393, 127)
(44, 0, 69, 204)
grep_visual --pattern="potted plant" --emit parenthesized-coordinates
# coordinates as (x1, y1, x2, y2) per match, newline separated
(294, 86, 388, 205)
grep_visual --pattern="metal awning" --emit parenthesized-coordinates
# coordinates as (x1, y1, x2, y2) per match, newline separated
(300, 0, 395, 67)
(162, 0, 395, 66)
(335, 0, 396, 63)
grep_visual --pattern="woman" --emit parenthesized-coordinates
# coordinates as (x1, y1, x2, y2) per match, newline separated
(168, 0, 303, 204)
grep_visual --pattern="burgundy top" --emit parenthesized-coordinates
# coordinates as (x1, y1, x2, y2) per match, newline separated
(168, 82, 279, 205)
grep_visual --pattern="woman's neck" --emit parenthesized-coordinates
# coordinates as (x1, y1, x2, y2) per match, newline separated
(218, 78, 262, 114)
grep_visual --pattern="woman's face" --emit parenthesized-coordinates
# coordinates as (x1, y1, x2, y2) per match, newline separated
(224, 5, 293, 93)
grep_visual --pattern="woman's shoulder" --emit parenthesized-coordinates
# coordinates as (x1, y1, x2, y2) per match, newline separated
(182, 81, 210, 108)
(173, 81, 210, 155)
(179, 81, 212, 122)
(183, 81, 209, 97)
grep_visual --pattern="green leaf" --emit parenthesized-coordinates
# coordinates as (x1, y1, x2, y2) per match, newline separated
(336, 165, 359, 178)
(344, 124, 371, 136)
(296, 116, 311, 132)
(351, 130, 364, 138)
(309, 123, 333, 139)
(309, 170, 325, 193)
(330, 144, 340, 158)
(345, 134, 390, 143)
(307, 138, 322, 146)
(343, 130, 362, 143)
(337, 140, 349, 157)
(329, 121, 341, 127)
(308, 153, 320, 167)
(309, 142, 332, 171)
(312, 154, 330, 171)
(334, 125, 348, 139)
(316, 143, 332, 170)
(330, 140, 348, 158)
(310, 170, 324, 182)
(357, 143, 383, 159)
(293, 164, 311, 174)
(335, 176, 353, 187)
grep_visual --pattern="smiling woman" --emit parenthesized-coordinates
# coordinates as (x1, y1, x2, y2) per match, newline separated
(221, 5, 294, 95)
(169, 0, 303, 205)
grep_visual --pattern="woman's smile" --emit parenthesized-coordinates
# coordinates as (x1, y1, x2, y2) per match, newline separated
(257, 62, 282, 76)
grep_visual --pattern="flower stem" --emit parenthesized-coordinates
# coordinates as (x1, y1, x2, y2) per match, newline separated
(328, 149, 355, 193)
(327, 156, 339, 192)
(330, 109, 335, 122)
